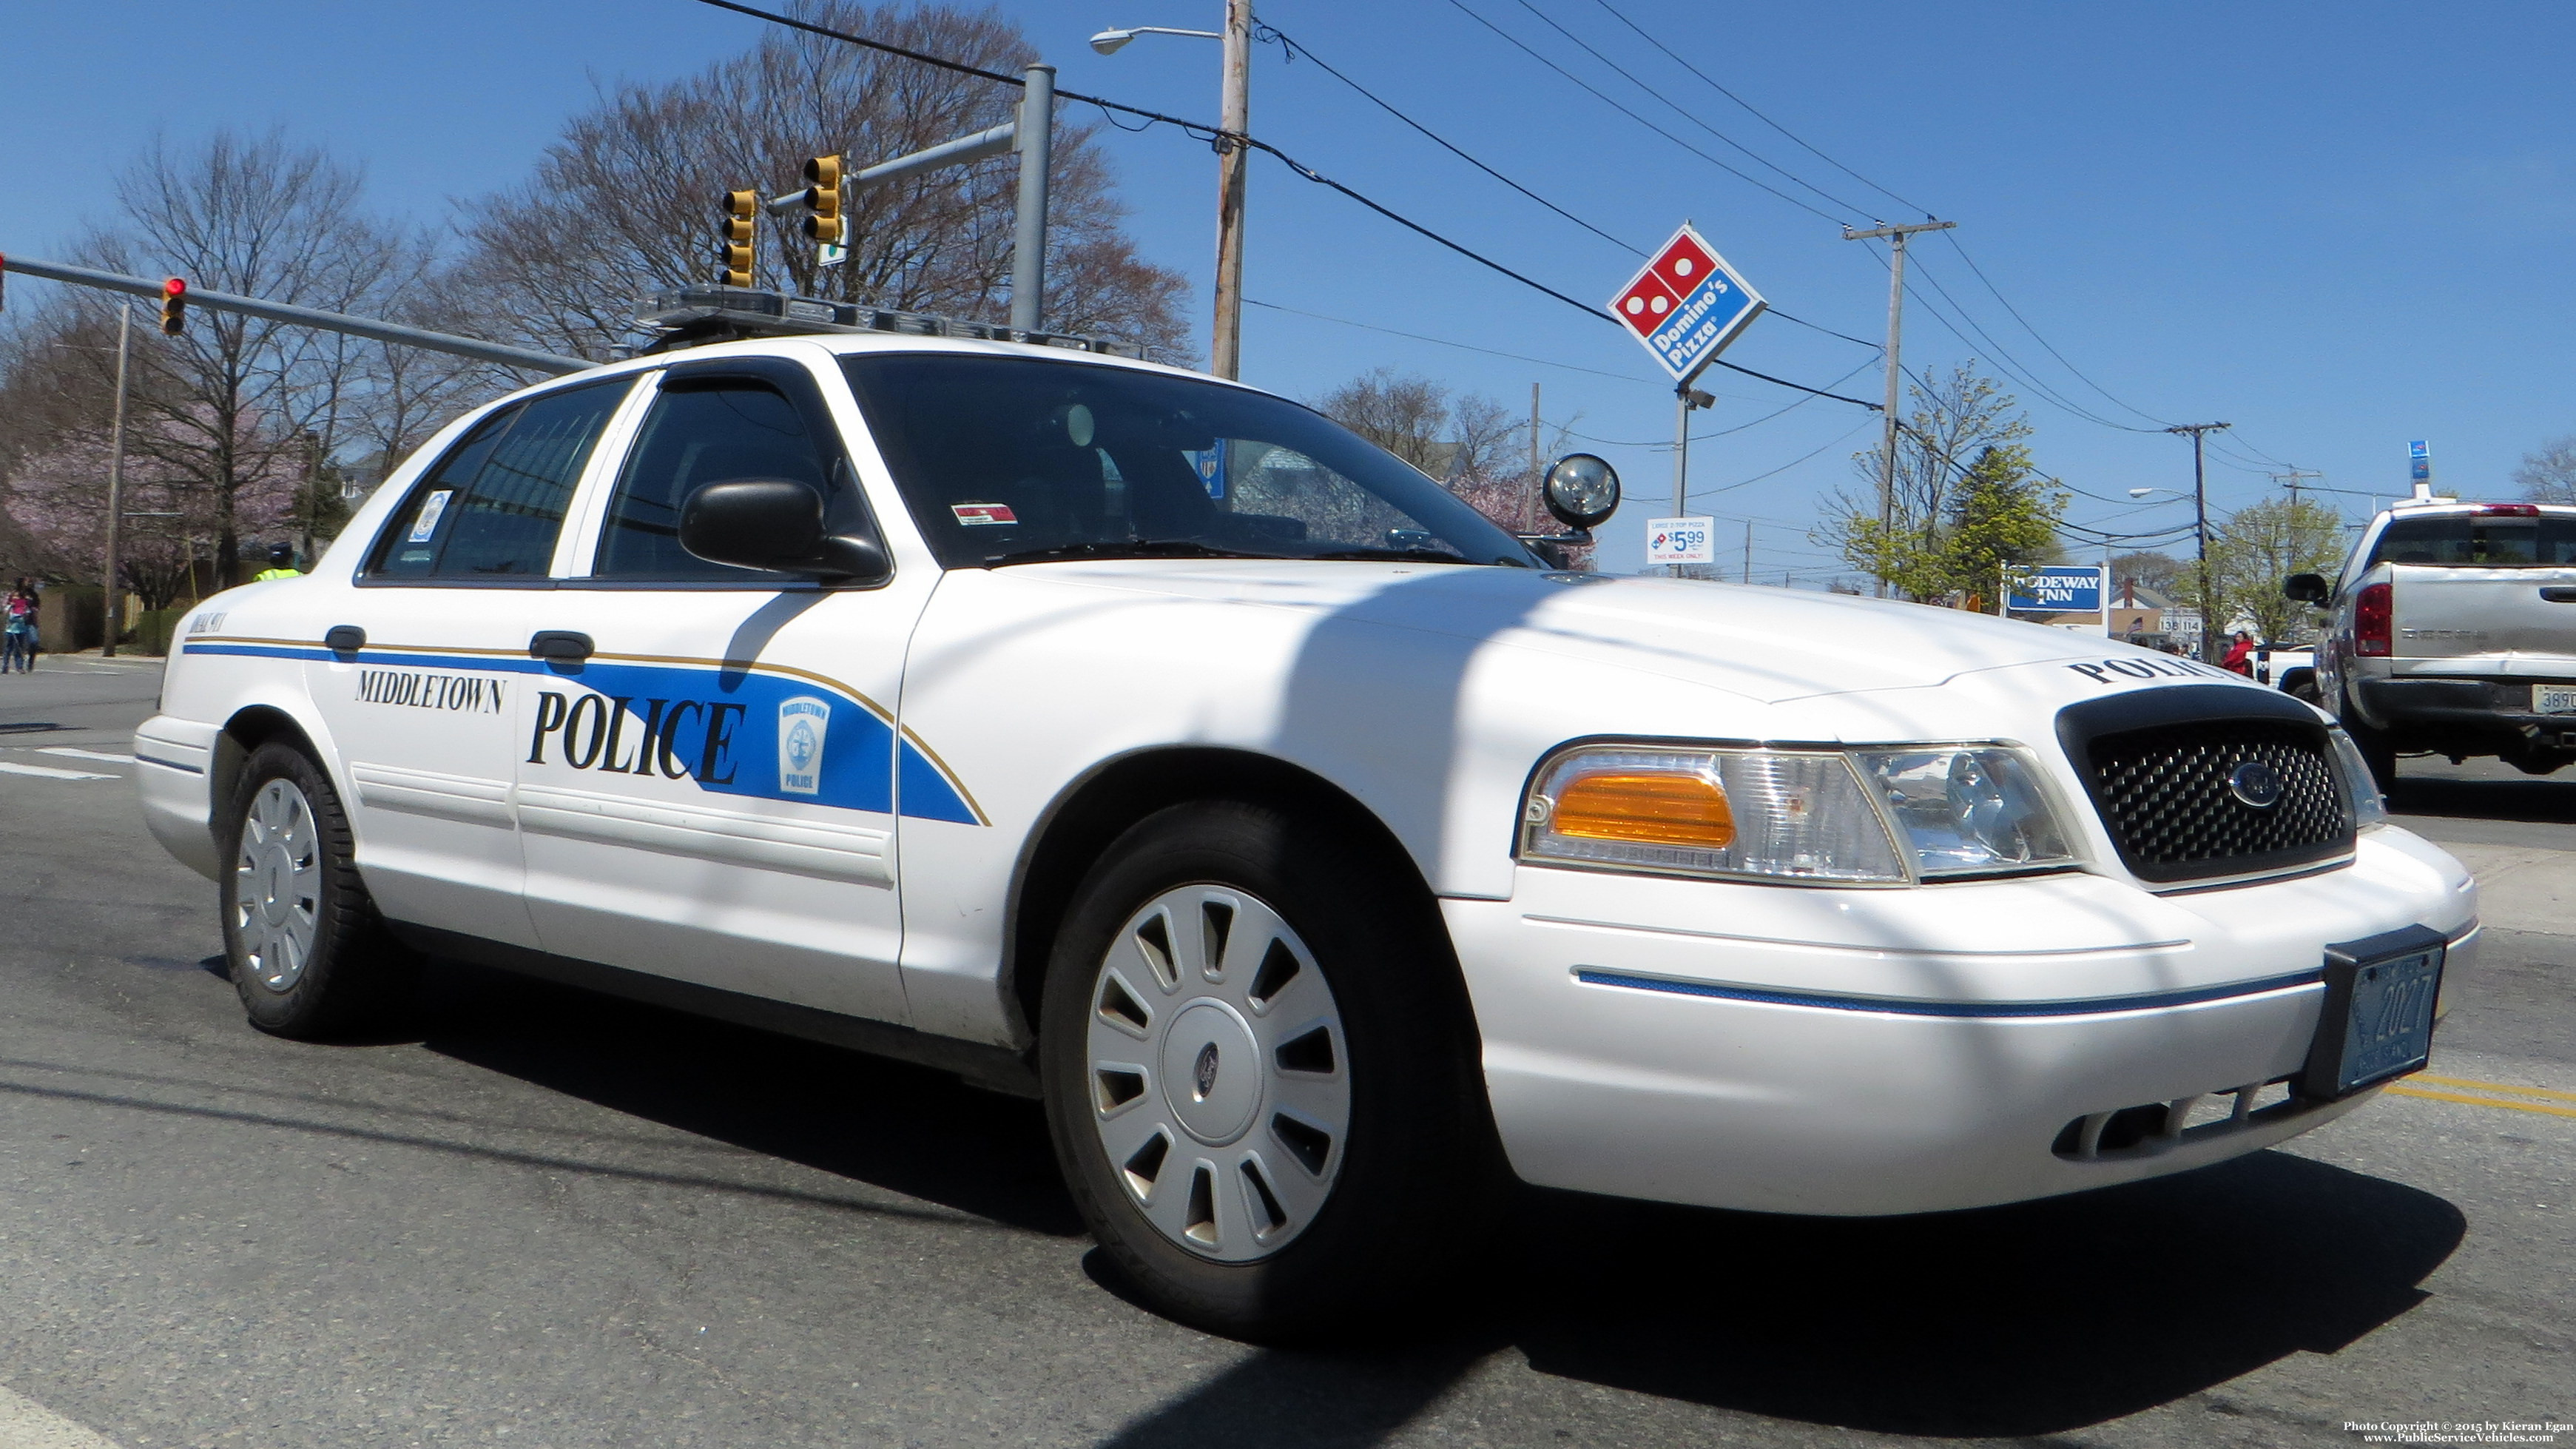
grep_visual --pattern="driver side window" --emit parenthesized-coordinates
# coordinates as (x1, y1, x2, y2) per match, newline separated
(593, 379, 835, 580)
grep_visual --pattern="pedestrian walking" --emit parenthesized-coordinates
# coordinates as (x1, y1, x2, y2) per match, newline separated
(1, 582, 38, 674)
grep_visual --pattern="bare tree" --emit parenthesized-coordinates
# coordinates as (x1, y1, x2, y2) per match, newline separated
(451, 0, 1191, 363)
(70, 130, 414, 586)
(1818, 361, 2034, 598)
(2513, 436, 2576, 504)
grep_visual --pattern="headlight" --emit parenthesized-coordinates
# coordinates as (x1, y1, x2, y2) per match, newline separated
(1849, 747, 2076, 877)
(2324, 727, 2390, 829)
(1521, 742, 2080, 886)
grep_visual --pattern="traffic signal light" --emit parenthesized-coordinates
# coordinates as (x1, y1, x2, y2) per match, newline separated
(800, 155, 843, 245)
(718, 189, 758, 288)
(159, 277, 187, 336)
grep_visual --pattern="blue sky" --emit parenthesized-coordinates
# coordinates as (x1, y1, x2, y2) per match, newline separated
(4, 1, 2570, 582)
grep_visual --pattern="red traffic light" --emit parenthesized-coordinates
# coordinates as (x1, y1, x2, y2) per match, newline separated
(159, 276, 189, 336)
(162, 276, 187, 298)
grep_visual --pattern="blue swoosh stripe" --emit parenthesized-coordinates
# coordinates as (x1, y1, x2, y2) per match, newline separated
(1572, 967, 2325, 1018)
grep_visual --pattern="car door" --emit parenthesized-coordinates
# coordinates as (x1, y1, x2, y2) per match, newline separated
(510, 352, 953, 1025)
(304, 375, 641, 949)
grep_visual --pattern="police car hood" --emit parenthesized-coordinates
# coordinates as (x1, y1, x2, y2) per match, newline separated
(1029, 560, 2177, 706)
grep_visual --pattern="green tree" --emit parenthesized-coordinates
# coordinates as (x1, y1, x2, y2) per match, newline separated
(1819, 363, 2044, 600)
(2174, 496, 2345, 643)
(1944, 444, 2066, 603)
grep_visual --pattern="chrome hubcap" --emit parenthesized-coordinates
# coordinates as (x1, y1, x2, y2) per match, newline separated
(233, 779, 321, 992)
(1086, 884, 1349, 1262)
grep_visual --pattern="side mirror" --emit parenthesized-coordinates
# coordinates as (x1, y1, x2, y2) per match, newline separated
(679, 480, 891, 583)
(2282, 572, 2329, 605)
(1541, 454, 1620, 531)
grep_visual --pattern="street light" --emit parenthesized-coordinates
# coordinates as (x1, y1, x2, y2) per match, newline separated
(1091, 4, 1252, 380)
(1088, 26, 1222, 54)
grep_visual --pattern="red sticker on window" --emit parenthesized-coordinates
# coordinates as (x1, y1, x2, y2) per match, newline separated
(951, 502, 1018, 526)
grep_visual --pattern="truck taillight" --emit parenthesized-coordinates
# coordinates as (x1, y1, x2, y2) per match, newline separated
(2354, 582, 2393, 656)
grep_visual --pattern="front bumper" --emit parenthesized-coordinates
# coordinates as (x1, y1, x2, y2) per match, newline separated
(1444, 827, 2476, 1217)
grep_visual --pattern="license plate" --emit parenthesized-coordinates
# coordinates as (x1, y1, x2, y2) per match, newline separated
(2538, 685, 2576, 714)
(2303, 928, 2446, 1100)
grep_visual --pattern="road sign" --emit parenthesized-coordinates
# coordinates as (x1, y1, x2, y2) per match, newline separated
(2006, 565, 2108, 614)
(1608, 224, 1765, 383)
(1646, 516, 1716, 567)
(2409, 439, 2430, 485)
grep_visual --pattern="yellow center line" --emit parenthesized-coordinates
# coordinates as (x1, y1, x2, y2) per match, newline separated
(2384, 1084, 2576, 1120)
(2412, 1072, 2576, 1103)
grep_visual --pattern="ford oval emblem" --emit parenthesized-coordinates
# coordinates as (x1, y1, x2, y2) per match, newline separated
(2228, 760, 2285, 809)
(1193, 1041, 1221, 1100)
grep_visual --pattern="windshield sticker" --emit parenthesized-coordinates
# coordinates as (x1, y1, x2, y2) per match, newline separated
(778, 696, 828, 795)
(952, 502, 1017, 526)
(2066, 656, 2240, 685)
(407, 490, 454, 542)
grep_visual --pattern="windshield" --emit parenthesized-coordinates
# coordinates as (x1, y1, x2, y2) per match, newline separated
(840, 354, 1538, 569)
(2367, 514, 2576, 568)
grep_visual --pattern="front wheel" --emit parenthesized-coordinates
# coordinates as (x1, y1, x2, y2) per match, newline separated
(1039, 800, 1494, 1342)
(219, 742, 414, 1038)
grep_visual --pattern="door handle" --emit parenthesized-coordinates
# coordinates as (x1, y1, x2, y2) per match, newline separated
(529, 631, 594, 662)
(323, 625, 366, 656)
(2541, 587, 2576, 603)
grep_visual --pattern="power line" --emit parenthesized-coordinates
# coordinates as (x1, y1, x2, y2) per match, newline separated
(692, 0, 1883, 411)
(1690, 417, 1879, 497)
(1255, 24, 1642, 255)
(1242, 297, 1655, 382)
(1502, 0, 1875, 223)
(1584, 0, 1931, 219)
(1434, 0, 1852, 226)
(1561, 355, 1882, 446)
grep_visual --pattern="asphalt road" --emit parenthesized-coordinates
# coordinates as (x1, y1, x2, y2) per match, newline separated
(1, 659, 2568, 1449)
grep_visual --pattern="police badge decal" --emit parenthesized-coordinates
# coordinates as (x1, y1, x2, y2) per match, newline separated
(778, 696, 829, 796)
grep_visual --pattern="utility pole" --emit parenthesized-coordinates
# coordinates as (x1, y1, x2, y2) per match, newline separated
(2270, 468, 2323, 510)
(100, 303, 131, 658)
(2166, 421, 2231, 661)
(1743, 521, 1753, 584)
(1526, 382, 1542, 531)
(1210, 0, 1252, 379)
(1842, 219, 1955, 596)
(1008, 63, 1056, 334)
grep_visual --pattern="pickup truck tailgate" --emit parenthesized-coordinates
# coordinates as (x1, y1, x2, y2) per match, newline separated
(2390, 563, 2576, 670)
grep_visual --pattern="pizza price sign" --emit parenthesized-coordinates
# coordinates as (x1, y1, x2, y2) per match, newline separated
(1646, 516, 1716, 566)
(1610, 224, 1767, 383)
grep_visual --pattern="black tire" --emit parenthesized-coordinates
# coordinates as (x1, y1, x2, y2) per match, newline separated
(1038, 799, 1496, 1342)
(217, 740, 414, 1038)
(2284, 670, 2321, 706)
(2342, 708, 2399, 792)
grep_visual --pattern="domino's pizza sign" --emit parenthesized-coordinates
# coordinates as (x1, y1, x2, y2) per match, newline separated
(1610, 223, 1767, 383)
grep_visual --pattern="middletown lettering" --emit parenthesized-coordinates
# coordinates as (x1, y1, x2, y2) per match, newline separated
(356, 669, 508, 714)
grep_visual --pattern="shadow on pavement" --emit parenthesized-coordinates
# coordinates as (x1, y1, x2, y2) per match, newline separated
(396, 958, 2462, 1441)
(2389, 771, 2576, 824)
(1093, 1155, 2461, 1444)
(413, 959, 1085, 1238)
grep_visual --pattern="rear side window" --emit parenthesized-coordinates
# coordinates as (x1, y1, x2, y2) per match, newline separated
(2367, 514, 2576, 568)
(368, 380, 627, 581)
(593, 380, 835, 579)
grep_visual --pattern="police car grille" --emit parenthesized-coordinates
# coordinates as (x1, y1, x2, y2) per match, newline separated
(2084, 719, 2347, 881)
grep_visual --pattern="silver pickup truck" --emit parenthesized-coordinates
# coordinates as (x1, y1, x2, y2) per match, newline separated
(2286, 498, 2576, 786)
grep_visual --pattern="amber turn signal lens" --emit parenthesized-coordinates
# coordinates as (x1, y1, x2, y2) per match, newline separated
(1549, 770, 1736, 848)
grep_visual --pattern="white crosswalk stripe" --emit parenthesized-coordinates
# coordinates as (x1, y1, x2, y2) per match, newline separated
(0, 762, 116, 781)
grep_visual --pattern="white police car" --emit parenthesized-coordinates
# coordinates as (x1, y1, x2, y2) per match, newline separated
(136, 334, 2475, 1339)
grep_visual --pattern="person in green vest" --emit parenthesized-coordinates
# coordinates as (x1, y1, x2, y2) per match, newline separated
(252, 542, 301, 583)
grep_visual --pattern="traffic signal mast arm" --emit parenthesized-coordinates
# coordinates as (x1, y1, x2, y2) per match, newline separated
(761, 122, 1019, 217)
(0, 252, 593, 374)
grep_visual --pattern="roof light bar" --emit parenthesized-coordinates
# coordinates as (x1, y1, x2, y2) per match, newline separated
(635, 285, 1144, 359)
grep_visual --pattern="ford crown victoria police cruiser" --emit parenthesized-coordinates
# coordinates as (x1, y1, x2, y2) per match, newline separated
(136, 334, 2475, 1339)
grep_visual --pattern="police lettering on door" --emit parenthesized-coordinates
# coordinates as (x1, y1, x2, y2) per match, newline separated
(528, 690, 749, 783)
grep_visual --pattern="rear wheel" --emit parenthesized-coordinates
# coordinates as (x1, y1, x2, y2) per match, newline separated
(1039, 799, 1494, 1342)
(219, 742, 414, 1038)
(2342, 708, 2399, 791)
